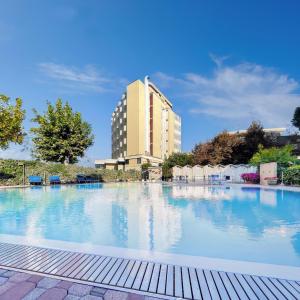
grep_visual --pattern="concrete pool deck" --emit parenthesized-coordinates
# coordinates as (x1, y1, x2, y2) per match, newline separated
(0, 242, 299, 300)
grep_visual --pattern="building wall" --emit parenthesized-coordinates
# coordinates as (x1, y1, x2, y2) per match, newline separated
(152, 92, 163, 158)
(126, 80, 145, 157)
(110, 78, 181, 170)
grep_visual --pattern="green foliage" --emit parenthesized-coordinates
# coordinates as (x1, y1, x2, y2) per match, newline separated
(292, 107, 300, 131)
(250, 145, 297, 167)
(31, 99, 94, 164)
(162, 152, 193, 177)
(193, 131, 242, 165)
(0, 94, 25, 149)
(191, 122, 276, 165)
(141, 163, 151, 170)
(283, 165, 300, 185)
(0, 159, 140, 186)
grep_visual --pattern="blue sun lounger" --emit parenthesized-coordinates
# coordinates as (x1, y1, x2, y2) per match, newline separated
(49, 175, 61, 185)
(28, 175, 43, 185)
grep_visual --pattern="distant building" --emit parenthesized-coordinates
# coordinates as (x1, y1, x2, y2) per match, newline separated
(229, 127, 300, 157)
(95, 76, 181, 170)
(228, 128, 286, 136)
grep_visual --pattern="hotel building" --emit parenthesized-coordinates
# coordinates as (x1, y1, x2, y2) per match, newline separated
(95, 76, 181, 170)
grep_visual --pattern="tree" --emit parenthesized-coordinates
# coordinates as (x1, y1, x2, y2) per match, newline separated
(31, 99, 94, 164)
(192, 131, 242, 165)
(162, 152, 193, 178)
(250, 145, 297, 167)
(292, 107, 300, 131)
(0, 94, 25, 149)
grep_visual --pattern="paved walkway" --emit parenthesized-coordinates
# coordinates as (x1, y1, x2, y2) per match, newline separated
(0, 268, 163, 300)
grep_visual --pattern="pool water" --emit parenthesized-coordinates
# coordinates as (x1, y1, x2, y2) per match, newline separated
(0, 183, 300, 267)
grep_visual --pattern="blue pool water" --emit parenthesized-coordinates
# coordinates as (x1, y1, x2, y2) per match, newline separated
(0, 183, 300, 267)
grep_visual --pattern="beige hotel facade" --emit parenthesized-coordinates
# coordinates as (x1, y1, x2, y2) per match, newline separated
(95, 76, 181, 170)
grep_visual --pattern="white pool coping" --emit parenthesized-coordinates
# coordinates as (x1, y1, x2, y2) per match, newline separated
(0, 234, 300, 282)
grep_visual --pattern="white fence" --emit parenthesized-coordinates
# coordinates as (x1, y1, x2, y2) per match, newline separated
(172, 164, 257, 183)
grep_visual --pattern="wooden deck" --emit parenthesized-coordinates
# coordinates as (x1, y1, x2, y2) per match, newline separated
(0, 242, 299, 300)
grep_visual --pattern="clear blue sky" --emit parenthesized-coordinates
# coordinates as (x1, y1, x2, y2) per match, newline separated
(1, 0, 300, 163)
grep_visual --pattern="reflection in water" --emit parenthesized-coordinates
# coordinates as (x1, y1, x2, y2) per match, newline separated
(0, 183, 300, 267)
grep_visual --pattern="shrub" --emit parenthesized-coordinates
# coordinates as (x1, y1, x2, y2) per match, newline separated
(283, 165, 300, 185)
(241, 173, 260, 184)
(0, 159, 141, 186)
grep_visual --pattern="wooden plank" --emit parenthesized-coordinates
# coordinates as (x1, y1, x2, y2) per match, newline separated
(234, 273, 259, 300)
(148, 263, 160, 293)
(165, 265, 174, 297)
(157, 264, 167, 295)
(279, 280, 300, 299)
(102, 258, 123, 285)
(117, 260, 135, 287)
(203, 270, 220, 300)
(21, 249, 62, 270)
(140, 262, 154, 291)
(69, 255, 96, 278)
(182, 266, 193, 299)
(74, 255, 102, 280)
(124, 260, 141, 288)
(260, 277, 287, 300)
(243, 274, 268, 300)
(131, 261, 147, 290)
(37, 251, 71, 273)
(174, 265, 183, 298)
(87, 257, 112, 282)
(61, 254, 91, 277)
(269, 278, 297, 300)
(95, 258, 119, 283)
(251, 276, 277, 300)
(0, 246, 39, 264)
(81, 256, 107, 281)
(1, 242, 300, 300)
(188, 268, 202, 300)
(227, 272, 249, 299)
(211, 271, 229, 300)
(45, 252, 79, 274)
(287, 280, 300, 294)
(8, 248, 50, 267)
(109, 260, 130, 286)
(218, 272, 239, 300)
(196, 269, 211, 300)
(54, 253, 85, 276)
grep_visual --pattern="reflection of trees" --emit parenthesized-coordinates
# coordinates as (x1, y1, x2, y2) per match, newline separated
(0, 186, 92, 242)
(168, 186, 300, 239)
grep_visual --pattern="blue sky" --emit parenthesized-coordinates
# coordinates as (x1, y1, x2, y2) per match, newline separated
(1, 0, 300, 164)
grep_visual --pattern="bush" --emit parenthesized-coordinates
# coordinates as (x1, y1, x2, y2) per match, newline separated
(283, 165, 300, 185)
(241, 173, 260, 184)
(0, 159, 141, 186)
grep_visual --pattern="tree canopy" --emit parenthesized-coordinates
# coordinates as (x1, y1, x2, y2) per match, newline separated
(292, 107, 300, 131)
(0, 94, 25, 149)
(31, 99, 94, 164)
(250, 145, 297, 167)
(193, 131, 242, 165)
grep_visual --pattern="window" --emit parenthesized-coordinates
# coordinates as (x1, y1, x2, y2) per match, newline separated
(125, 159, 129, 164)
(137, 158, 141, 164)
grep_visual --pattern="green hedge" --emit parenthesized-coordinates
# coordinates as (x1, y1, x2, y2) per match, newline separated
(283, 165, 300, 186)
(0, 159, 141, 186)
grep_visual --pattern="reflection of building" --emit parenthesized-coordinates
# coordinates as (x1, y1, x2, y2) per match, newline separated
(171, 185, 232, 200)
(95, 77, 181, 170)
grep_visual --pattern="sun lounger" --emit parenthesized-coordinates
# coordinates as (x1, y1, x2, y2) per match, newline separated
(28, 175, 43, 185)
(49, 175, 61, 185)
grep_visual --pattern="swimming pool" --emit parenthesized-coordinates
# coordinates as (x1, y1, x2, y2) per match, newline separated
(0, 183, 299, 268)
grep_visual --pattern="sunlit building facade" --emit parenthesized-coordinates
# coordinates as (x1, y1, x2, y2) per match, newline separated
(96, 76, 181, 170)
